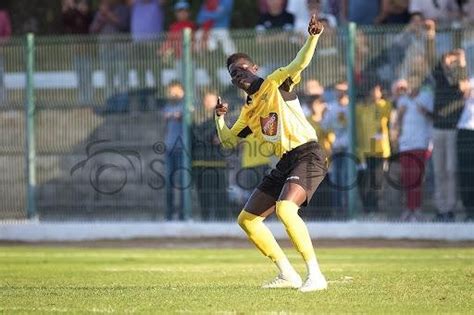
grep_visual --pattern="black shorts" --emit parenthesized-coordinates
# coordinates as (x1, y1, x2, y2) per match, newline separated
(257, 141, 328, 206)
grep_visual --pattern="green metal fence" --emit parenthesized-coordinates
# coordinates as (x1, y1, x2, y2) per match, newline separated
(0, 36, 28, 220)
(0, 25, 473, 221)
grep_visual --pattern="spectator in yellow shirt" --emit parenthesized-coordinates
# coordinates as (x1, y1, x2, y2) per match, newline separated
(356, 84, 392, 214)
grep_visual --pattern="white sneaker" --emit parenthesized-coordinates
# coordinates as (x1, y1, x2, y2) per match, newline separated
(299, 274, 328, 292)
(262, 273, 302, 289)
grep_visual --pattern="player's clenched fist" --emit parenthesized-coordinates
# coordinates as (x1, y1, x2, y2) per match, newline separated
(308, 14, 323, 35)
(215, 96, 229, 117)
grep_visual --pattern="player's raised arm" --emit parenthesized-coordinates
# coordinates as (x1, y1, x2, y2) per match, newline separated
(268, 14, 324, 87)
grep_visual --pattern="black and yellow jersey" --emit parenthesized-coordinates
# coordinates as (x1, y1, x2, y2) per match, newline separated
(215, 34, 322, 158)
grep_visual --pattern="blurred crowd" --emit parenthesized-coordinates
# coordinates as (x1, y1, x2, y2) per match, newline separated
(0, 1, 473, 38)
(153, 1, 474, 223)
(56, 0, 474, 38)
(0, 1, 460, 38)
(55, 1, 474, 222)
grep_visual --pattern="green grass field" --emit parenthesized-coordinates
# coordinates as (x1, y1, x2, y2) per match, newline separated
(0, 246, 473, 314)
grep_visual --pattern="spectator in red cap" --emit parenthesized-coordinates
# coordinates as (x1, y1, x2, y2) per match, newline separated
(159, 1, 196, 60)
(158, 1, 196, 83)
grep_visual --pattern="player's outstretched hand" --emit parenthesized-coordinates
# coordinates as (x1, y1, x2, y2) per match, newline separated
(308, 14, 323, 35)
(215, 96, 229, 117)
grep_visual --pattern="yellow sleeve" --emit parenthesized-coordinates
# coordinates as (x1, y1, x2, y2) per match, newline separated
(215, 109, 250, 149)
(267, 33, 322, 89)
(215, 115, 239, 149)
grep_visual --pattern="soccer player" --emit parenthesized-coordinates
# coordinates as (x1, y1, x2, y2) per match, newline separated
(214, 15, 327, 292)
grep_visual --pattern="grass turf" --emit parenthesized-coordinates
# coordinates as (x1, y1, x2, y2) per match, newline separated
(0, 246, 473, 314)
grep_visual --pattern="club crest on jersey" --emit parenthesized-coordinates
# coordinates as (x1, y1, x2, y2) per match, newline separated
(260, 112, 279, 137)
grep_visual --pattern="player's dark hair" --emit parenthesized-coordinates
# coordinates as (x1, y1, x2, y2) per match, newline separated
(226, 53, 254, 69)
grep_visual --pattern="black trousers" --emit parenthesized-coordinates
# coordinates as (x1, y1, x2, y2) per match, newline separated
(457, 129, 474, 216)
(193, 167, 229, 221)
(358, 157, 385, 213)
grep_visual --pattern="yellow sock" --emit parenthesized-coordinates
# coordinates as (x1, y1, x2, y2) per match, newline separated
(276, 200, 316, 262)
(237, 210, 286, 263)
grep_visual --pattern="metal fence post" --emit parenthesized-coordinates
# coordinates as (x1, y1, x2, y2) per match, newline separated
(182, 28, 193, 220)
(346, 23, 358, 219)
(25, 33, 37, 219)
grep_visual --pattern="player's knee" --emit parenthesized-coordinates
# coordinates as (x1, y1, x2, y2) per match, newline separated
(275, 200, 299, 224)
(275, 201, 287, 220)
(237, 210, 247, 229)
(237, 210, 262, 231)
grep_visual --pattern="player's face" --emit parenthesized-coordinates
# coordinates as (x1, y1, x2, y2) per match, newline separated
(228, 59, 260, 92)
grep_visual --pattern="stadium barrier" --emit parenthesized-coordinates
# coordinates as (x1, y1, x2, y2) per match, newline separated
(0, 25, 474, 225)
(1, 221, 473, 241)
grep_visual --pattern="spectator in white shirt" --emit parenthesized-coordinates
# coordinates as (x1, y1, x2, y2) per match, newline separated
(396, 76, 434, 221)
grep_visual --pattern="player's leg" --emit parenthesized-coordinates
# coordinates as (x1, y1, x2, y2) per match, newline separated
(277, 183, 314, 263)
(276, 183, 327, 292)
(275, 144, 328, 292)
(237, 188, 302, 288)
